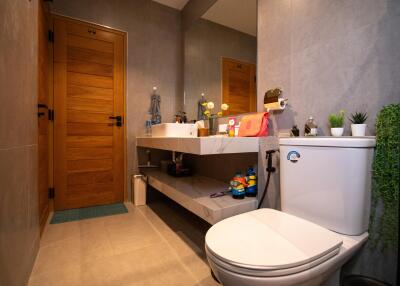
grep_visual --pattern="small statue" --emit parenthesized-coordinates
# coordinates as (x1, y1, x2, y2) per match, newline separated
(197, 93, 207, 120)
(245, 167, 257, 197)
(229, 172, 248, 199)
(149, 87, 161, 124)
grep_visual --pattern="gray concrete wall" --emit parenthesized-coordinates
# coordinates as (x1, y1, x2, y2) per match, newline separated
(184, 19, 257, 121)
(257, 1, 400, 284)
(50, 0, 182, 198)
(0, 0, 41, 285)
(258, 0, 400, 136)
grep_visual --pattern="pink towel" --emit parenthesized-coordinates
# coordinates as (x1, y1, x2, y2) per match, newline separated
(238, 112, 269, 137)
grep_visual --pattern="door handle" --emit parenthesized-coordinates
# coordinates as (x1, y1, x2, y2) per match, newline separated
(38, 103, 48, 118)
(109, 115, 123, 127)
(38, 103, 48, 109)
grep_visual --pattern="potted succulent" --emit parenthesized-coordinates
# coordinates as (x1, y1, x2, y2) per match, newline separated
(349, 112, 368, 136)
(203, 101, 229, 135)
(328, 110, 345, 136)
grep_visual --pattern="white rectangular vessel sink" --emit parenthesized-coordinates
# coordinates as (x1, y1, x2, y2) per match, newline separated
(151, 123, 197, 137)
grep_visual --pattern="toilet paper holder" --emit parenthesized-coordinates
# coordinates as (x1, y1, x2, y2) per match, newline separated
(264, 88, 288, 112)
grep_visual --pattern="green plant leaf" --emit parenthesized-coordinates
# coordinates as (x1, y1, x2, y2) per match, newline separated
(369, 103, 400, 250)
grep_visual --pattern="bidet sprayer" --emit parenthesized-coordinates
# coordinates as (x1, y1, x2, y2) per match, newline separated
(266, 150, 278, 173)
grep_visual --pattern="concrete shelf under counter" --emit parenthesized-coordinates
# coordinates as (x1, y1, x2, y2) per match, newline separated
(136, 136, 260, 155)
(141, 169, 258, 225)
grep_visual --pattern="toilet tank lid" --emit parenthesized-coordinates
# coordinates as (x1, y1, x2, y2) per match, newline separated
(279, 137, 376, 148)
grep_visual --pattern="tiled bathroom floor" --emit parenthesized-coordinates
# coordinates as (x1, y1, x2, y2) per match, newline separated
(28, 200, 219, 286)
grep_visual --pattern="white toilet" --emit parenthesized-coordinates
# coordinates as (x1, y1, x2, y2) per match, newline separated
(205, 137, 376, 286)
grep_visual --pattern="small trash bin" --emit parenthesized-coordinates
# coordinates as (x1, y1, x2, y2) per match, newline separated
(342, 275, 391, 286)
(132, 175, 147, 206)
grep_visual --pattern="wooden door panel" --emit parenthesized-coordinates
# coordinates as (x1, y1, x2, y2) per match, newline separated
(54, 16, 125, 210)
(67, 171, 114, 186)
(67, 60, 113, 77)
(67, 47, 114, 66)
(67, 159, 113, 173)
(67, 111, 112, 123)
(67, 97, 114, 113)
(67, 72, 113, 89)
(222, 58, 256, 116)
(66, 136, 113, 148)
(67, 34, 114, 53)
(67, 85, 114, 101)
(66, 147, 113, 160)
(67, 123, 112, 136)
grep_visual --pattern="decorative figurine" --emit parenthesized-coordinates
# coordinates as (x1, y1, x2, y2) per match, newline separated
(229, 172, 248, 199)
(149, 86, 161, 124)
(197, 93, 207, 120)
(245, 167, 257, 197)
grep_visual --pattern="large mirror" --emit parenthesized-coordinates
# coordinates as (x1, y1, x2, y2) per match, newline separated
(184, 0, 257, 121)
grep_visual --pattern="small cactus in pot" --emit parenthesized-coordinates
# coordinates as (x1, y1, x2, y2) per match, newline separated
(349, 112, 368, 136)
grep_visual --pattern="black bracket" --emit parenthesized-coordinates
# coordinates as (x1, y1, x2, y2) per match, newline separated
(48, 187, 55, 199)
(48, 109, 54, 121)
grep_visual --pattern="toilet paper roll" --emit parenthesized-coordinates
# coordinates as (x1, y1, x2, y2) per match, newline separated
(264, 98, 287, 111)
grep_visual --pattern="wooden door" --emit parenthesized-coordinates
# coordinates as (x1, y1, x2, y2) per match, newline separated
(53, 16, 125, 210)
(222, 58, 256, 116)
(38, 0, 50, 232)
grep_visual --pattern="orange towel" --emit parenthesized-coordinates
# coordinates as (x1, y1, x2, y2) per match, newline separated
(238, 112, 269, 137)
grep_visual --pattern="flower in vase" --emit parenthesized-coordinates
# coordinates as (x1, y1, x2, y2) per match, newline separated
(207, 101, 215, 110)
(221, 103, 229, 111)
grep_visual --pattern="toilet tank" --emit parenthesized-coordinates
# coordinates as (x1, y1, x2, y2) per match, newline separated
(279, 137, 376, 235)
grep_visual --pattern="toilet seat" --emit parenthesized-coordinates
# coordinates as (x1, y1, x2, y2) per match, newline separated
(205, 209, 343, 277)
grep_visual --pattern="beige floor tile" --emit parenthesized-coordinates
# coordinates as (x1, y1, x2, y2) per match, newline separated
(30, 203, 219, 286)
(29, 263, 91, 286)
(105, 215, 161, 255)
(84, 243, 197, 286)
(39, 220, 81, 247)
(138, 206, 218, 285)
(32, 226, 113, 276)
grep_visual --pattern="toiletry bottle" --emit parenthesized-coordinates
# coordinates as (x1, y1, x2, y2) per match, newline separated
(228, 117, 236, 137)
(304, 117, 318, 136)
(245, 167, 257, 197)
(291, 125, 300, 137)
(145, 120, 152, 137)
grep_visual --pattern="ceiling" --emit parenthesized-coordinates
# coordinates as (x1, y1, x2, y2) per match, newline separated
(153, 0, 257, 37)
(152, 0, 189, 10)
(202, 0, 257, 36)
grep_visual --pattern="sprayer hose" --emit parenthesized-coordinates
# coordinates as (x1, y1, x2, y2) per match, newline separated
(258, 169, 272, 209)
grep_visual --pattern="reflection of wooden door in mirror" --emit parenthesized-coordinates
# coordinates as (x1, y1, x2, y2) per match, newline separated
(222, 58, 256, 116)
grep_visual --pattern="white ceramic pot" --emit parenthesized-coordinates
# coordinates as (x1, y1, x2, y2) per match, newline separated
(351, 124, 366, 136)
(331, 127, 344, 137)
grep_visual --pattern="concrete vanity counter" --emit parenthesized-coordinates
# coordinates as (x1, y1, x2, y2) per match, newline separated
(142, 169, 258, 225)
(136, 136, 260, 155)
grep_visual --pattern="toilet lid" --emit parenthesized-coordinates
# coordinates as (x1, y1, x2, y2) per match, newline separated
(205, 209, 343, 271)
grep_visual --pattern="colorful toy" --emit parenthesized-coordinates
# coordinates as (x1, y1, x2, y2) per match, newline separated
(229, 172, 248, 199)
(245, 167, 257, 197)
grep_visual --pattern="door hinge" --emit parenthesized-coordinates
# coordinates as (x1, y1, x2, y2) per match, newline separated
(48, 109, 54, 121)
(48, 187, 55, 199)
(48, 30, 54, 43)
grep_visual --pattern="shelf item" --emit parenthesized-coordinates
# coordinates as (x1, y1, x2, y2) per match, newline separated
(142, 169, 258, 225)
(137, 136, 260, 155)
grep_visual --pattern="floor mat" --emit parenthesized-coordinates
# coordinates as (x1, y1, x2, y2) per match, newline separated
(50, 203, 128, 224)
